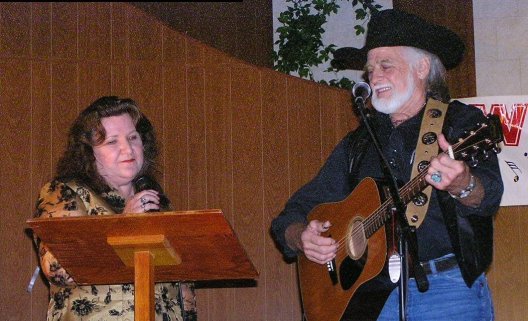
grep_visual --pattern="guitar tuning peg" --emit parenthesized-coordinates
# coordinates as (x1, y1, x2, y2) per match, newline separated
(482, 150, 490, 160)
(469, 156, 479, 168)
(492, 146, 502, 154)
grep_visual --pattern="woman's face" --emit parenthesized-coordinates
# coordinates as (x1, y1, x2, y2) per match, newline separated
(93, 114, 144, 189)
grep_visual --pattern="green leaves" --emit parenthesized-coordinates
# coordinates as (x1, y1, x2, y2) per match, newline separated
(273, 0, 381, 89)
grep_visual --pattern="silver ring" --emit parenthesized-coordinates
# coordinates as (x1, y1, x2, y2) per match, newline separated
(140, 196, 147, 205)
(431, 171, 442, 183)
(141, 203, 145, 210)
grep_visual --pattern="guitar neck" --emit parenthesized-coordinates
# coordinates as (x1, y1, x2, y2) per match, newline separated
(363, 170, 429, 239)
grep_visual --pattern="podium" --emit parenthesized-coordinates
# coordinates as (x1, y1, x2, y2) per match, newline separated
(27, 209, 258, 321)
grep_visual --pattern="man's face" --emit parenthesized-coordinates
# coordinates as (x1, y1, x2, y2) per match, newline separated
(366, 46, 420, 115)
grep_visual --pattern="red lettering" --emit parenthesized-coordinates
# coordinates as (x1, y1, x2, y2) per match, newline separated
(488, 103, 527, 146)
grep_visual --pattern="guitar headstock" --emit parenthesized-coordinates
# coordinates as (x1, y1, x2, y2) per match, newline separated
(451, 114, 503, 167)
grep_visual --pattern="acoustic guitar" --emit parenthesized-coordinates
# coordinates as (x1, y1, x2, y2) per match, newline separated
(297, 114, 503, 321)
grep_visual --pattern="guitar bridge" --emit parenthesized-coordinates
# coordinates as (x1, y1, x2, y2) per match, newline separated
(327, 258, 338, 285)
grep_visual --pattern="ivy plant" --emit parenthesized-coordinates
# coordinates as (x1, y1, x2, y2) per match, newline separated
(272, 0, 382, 90)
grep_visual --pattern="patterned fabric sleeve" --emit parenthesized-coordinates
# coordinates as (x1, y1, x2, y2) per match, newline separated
(35, 180, 88, 288)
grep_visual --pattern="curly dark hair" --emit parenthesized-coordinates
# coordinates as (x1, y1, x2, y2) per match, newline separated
(55, 96, 159, 194)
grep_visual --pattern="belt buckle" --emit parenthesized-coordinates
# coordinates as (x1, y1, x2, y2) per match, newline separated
(421, 256, 457, 275)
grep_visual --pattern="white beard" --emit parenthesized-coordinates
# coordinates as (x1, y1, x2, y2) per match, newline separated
(371, 72, 415, 115)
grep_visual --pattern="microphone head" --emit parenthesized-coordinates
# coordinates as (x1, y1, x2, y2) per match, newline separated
(352, 82, 372, 100)
(133, 176, 171, 211)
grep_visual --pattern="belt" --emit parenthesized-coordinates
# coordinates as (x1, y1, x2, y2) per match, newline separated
(419, 255, 458, 275)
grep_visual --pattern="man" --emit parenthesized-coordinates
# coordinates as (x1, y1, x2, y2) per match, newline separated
(271, 9, 503, 321)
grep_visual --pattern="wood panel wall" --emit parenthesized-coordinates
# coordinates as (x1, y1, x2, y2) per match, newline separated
(1, 2, 525, 321)
(0, 3, 354, 321)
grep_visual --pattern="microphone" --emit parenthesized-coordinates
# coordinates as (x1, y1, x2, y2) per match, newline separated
(352, 82, 372, 101)
(133, 176, 170, 211)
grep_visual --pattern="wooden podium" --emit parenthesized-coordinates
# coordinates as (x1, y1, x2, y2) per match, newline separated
(27, 209, 258, 321)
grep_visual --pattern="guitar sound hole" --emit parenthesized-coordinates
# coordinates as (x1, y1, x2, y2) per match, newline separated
(347, 218, 367, 260)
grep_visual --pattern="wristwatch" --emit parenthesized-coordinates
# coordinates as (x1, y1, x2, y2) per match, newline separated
(449, 175, 476, 199)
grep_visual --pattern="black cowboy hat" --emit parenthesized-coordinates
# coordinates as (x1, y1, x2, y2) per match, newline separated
(331, 9, 465, 71)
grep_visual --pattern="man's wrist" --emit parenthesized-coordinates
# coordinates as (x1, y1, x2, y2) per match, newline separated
(449, 174, 476, 199)
(285, 222, 306, 252)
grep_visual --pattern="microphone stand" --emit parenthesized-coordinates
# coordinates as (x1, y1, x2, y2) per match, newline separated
(353, 94, 428, 321)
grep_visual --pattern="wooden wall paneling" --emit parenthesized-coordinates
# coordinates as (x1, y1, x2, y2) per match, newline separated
(230, 65, 265, 321)
(162, 26, 186, 65)
(187, 38, 205, 66)
(287, 78, 323, 190)
(0, 59, 32, 320)
(128, 63, 164, 167)
(205, 45, 232, 67)
(50, 63, 78, 168)
(111, 64, 129, 98)
(520, 207, 528, 319)
(30, 61, 53, 320)
(78, 63, 112, 107)
(204, 64, 233, 233)
(162, 64, 189, 211)
(202, 63, 235, 321)
(78, 2, 112, 61)
(186, 66, 207, 210)
(261, 69, 302, 321)
(443, 1, 475, 98)
(129, 6, 162, 62)
(488, 206, 528, 321)
(335, 92, 357, 138)
(491, 209, 519, 320)
(0, 2, 31, 58)
(51, 2, 78, 60)
(31, 2, 51, 59)
(320, 88, 343, 160)
(111, 3, 129, 61)
(320, 89, 357, 158)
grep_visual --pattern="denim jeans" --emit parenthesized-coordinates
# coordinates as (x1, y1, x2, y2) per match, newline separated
(377, 260, 494, 321)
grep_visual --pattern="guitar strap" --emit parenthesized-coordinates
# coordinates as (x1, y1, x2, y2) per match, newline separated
(405, 99, 448, 228)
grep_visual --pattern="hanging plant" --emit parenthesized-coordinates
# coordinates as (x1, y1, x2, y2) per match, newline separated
(272, 0, 382, 90)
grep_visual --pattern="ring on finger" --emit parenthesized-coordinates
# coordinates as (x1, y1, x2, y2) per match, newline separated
(431, 171, 442, 183)
(140, 196, 147, 205)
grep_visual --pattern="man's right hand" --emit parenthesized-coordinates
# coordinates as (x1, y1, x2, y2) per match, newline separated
(285, 220, 337, 265)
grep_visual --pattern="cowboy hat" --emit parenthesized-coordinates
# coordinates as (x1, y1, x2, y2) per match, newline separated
(331, 9, 465, 71)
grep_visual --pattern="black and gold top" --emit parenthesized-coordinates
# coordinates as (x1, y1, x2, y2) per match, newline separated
(35, 180, 197, 321)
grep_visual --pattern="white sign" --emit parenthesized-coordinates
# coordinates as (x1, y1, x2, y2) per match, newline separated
(458, 96, 528, 206)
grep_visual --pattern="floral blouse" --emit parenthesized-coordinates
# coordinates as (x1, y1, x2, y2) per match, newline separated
(35, 180, 197, 321)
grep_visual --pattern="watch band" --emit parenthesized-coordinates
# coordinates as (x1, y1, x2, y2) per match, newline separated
(449, 175, 476, 199)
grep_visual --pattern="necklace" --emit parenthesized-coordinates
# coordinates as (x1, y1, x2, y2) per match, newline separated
(390, 101, 427, 127)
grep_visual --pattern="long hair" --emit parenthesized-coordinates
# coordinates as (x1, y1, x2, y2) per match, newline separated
(55, 96, 159, 194)
(404, 47, 451, 103)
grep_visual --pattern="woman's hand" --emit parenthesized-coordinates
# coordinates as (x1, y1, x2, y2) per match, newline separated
(123, 189, 160, 213)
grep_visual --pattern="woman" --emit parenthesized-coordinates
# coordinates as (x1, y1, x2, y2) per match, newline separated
(34, 96, 197, 321)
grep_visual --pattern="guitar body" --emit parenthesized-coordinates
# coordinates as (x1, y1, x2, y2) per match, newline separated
(298, 177, 388, 321)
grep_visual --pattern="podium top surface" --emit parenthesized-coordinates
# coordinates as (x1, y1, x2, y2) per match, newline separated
(28, 209, 258, 285)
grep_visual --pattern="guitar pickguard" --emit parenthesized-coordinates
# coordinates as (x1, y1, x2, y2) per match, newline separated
(339, 247, 368, 290)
